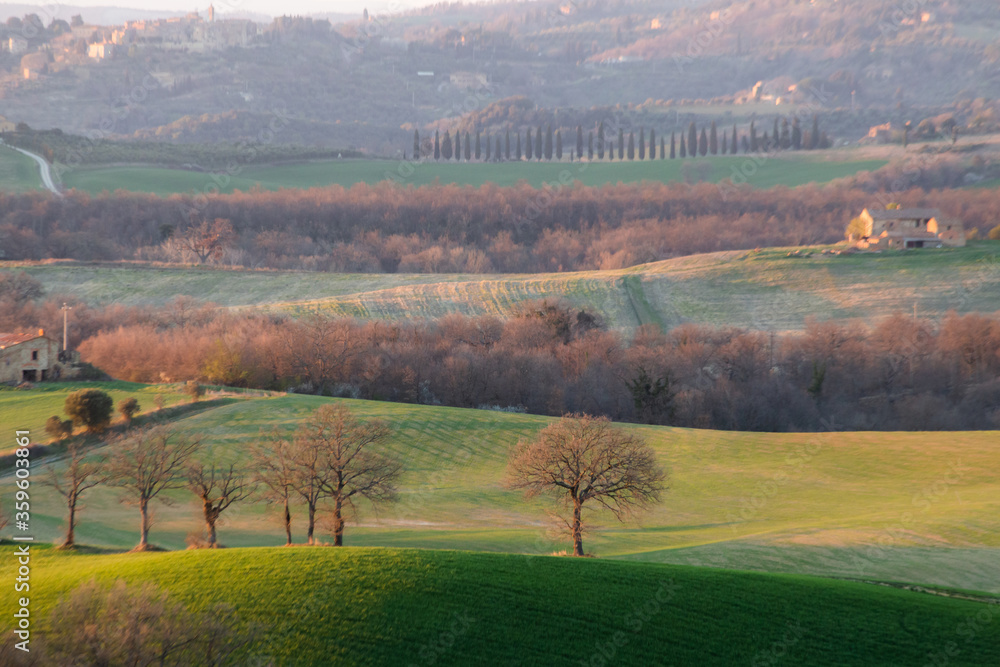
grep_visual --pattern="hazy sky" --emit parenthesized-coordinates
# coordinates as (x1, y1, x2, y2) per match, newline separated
(9, 0, 438, 18)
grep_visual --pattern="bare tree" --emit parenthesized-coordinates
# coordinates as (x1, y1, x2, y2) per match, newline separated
(175, 218, 236, 264)
(303, 404, 401, 546)
(506, 414, 666, 556)
(107, 426, 200, 551)
(186, 462, 255, 548)
(249, 429, 297, 546)
(41, 443, 107, 548)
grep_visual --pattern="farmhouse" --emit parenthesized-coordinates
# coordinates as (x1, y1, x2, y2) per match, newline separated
(849, 207, 965, 250)
(0, 331, 60, 384)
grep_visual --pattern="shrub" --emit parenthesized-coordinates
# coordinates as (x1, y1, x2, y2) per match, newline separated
(118, 397, 141, 422)
(184, 381, 204, 403)
(64, 389, 113, 433)
(988, 223, 1000, 240)
(44, 415, 74, 440)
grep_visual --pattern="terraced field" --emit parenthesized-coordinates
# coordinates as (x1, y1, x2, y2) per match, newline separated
(3, 546, 999, 666)
(6, 242, 999, 332)
(4, 383, 999, 594)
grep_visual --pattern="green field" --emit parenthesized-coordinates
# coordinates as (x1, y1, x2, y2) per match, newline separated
(56, 154, 888, 196)
(6, 243, 999, 332)
(3, 546, 999, 666)
(4, 383, 1000, 595)
(0, 145, 43, 192)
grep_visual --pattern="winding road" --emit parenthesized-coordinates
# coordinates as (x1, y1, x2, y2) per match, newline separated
(2, 141, 60, 195)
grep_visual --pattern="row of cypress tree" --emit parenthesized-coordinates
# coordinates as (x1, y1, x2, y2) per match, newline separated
(410, 116, 828, 161)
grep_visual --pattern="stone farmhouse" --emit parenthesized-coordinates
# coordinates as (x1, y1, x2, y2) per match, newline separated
(0, 331, 61, 383)
(849, 207, 965, 250)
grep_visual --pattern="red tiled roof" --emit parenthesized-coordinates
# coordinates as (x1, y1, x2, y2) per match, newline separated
(0, 333, 43, 348)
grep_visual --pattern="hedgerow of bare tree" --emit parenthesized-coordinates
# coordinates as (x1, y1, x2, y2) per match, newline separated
(250, 429, 298, 546)
(41, 443, 107, 549)
(43, 579, 255, 666)
(186, 462, 256, 548)
(300, 404, 401, 547)
(107, 426, 200, 551)
(506, 414, 666, 556)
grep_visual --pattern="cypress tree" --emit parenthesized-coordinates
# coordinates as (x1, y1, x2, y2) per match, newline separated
(721, 130, 728, 155)
(627, 132, 635, 160)
(475, 131, 482, 160)
(699, 127, 708, 156)
(670, 132, 676, 159)
(454, 131, 461, 160)
(660, 136, 665, 160)
(576, 125, 584, 158)
(750, 121, 758, 152)
(555, 130, 563, 160)
(545, 125, 553, 160)
(811, 114, 820, 149)
(638, 128, 645, 160)
(773, 118, 780, 148)
(742, 136, 750, 153)
(465, 132, 471, 160)
(679, 134, 687, 158)
(688, 122, 697, 158)
(597, 121, 605, 159)
(731, 124, 738, 154)
(485, 133, 491, 161)
(525, 130, 533, 160)
(588, 132, 594, 160)
(649, 129, 656, 159)
(791, 117, 802, 150)
(709, 120, 718, 155)
(442, 131, 453, 160)
(434, 130, 440, 160)
(536, 127, 543, 161)
(609, 140, 615, 161)
(413, 130, 420, 159)
(618, 128, 624, 160)
(516, 132, 522, 160)
(780, 119, 790, 149)
(761, 131, 770, 151)
(505, 129, 511, 161)
(495, 136, 502, 161)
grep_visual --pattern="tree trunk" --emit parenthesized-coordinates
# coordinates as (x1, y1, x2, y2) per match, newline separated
(333, 494, 344, 547)
(139, 498, 150, 549)
(307, 503, 316, 545)
(205, 504, 218, 548)
(283, 497, 292, 546)
(64, 499, 76, 548)
(572, 499, 584, 557)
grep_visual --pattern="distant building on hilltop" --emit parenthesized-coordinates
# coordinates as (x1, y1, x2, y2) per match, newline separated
(849, 207, 965, 249)
(449, 71, 487, 89)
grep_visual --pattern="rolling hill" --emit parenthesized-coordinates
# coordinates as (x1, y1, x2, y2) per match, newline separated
(4, 383, 1000, 594)
(6, 242, 999, 332)
(2, 546, 999, 666)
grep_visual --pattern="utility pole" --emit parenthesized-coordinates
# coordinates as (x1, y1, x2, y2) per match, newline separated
(61, 302, 71, 351)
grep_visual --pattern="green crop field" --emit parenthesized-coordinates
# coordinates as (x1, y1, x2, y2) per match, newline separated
(0, 145, 43, 192)
(6, 242, 999, 332)
(57, 153, 887, 196)
(2, 546, 999, 666)
(4, 383, 1000, 595)
(0, 381, 210, 451)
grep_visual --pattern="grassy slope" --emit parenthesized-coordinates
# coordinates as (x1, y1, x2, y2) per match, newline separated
(6, 243, 999, 332)
(0, 145, 43, 192)
(0, 381, 191, 446)
(4, 384, 999, 593)
(57, 154, 887, 196)
(2, 546, 999, 666)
